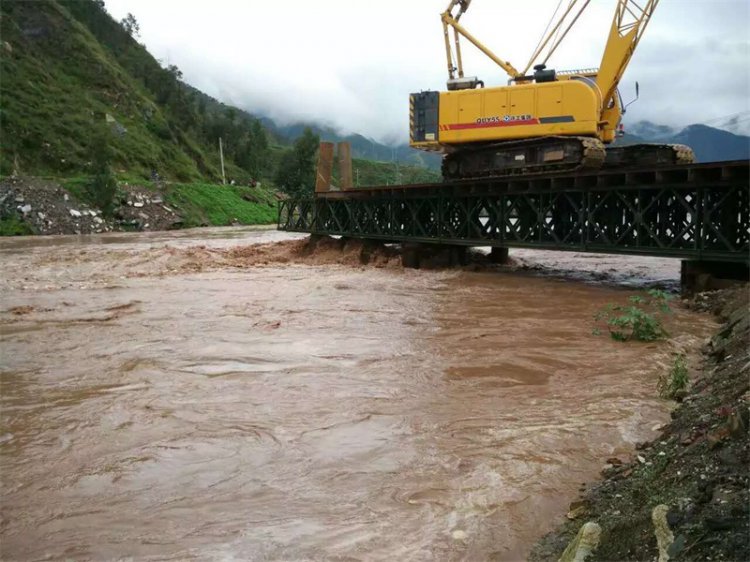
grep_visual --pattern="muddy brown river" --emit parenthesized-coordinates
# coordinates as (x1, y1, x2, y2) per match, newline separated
(0, 228, 715, 561)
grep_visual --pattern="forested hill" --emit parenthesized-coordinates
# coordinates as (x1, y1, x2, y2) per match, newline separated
(0, 0, 271, 183)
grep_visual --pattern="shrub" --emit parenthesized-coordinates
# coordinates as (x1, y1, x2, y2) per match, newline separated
(594, 290, 674, 342)
(658, 355, 689, 399)
(0, 217, 35, 236)
(86, 129, 118, 216)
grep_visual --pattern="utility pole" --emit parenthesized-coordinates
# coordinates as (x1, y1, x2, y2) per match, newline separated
(219, 137, 226, 185)
(392, 147, 400, 184)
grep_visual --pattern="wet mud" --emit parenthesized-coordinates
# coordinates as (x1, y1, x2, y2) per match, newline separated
(0, 228, 716, 560)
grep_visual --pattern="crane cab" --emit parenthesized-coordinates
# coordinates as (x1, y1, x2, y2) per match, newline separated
(410, 75, 604, 153)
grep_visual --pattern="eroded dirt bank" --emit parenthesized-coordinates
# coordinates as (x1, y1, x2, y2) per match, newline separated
(531, 285, 749, 562)
(0, 229, 726, 560)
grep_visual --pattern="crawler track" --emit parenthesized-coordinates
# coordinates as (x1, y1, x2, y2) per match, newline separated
(604, 143, 696, 168)
(441, 136, 606, 181)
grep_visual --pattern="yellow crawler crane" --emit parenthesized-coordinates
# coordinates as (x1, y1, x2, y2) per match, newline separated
(410, 0, 694, 180)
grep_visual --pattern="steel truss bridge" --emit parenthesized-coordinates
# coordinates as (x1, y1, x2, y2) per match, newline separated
(278, 160, 750, 263)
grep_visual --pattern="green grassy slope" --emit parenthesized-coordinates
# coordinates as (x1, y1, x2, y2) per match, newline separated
(166, 183, 278, 227)
(0, 0, 243, 181)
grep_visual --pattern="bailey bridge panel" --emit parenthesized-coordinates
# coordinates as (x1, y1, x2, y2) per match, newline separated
(278, 160, 750, 262)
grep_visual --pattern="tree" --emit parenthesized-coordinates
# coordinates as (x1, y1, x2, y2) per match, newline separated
(87, 127, 118, 217)
(251, 120, 268, 152)
(166, 64, 183, 81)
(237, 120, 269, 178)
(274, 127, 319, 195)
(120, 13, 140, 37)
(251, 120, 269, 175)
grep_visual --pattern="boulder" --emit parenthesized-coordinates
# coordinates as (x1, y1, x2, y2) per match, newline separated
(559, 522, 601, 562)
(653, 504, 674, 562)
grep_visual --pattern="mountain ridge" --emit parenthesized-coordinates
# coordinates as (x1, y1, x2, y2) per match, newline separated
(617, 120, 749, 162)
(251, 115, 749, 167)
(256, 118, 443, 170)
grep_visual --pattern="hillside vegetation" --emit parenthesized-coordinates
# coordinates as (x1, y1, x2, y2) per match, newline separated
(1, 0, 231, 181)
(165, 183, 278, 228)
(0, 0, 431, 192)
(345, 158, 440, 186)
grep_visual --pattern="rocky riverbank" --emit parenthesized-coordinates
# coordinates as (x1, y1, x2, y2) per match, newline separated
(530, 285, 749, 561)
(0, 176, 182, 235)
(0, 176, 280, 235)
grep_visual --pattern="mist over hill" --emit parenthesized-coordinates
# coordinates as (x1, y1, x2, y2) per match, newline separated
(254, 116, 749, 170)
(256, 119, 442, 170)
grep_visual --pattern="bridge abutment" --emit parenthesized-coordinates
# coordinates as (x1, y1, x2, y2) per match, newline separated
(680, 260, 749, 295)
(401, 244, 467, 269)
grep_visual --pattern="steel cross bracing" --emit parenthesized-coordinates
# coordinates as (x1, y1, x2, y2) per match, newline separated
(278, 160, 750, 262)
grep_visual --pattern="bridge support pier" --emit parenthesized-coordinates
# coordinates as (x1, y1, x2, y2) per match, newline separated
(680, 260, 749, 295)
(401, 244, 467, 269)
(488, 247, 510, 265)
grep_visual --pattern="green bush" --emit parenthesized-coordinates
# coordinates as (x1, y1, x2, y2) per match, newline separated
(0, 216, 35, 236)
(594, 290, 674, 342)
(658, 355, 689, 398)
(604, 305, 667, 341)
(85, 129, 118, 217)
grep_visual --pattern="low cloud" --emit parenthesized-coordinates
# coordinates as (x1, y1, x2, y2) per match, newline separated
(105, 0, 750, 142)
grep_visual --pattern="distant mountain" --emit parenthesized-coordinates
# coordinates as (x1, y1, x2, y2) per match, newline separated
(619, 121, 749, 162)
(672, 124, 750, 163)
(12, 0, 735, 182)
(625, 121, 676, 141)
(261, 116, 748, 170)
(258, 119, 442, 170)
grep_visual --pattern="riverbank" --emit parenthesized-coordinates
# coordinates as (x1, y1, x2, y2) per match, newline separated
(0, 176, 280, 235)
(530, 284, 749, 561)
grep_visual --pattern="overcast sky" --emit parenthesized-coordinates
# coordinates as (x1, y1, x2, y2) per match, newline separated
(103, 0, 750, 144)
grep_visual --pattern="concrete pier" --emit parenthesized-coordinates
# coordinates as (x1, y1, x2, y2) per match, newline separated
(680, 260, 749, 294)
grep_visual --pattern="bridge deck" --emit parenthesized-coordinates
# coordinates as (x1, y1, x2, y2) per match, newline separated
(278, 160, 750, 262)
